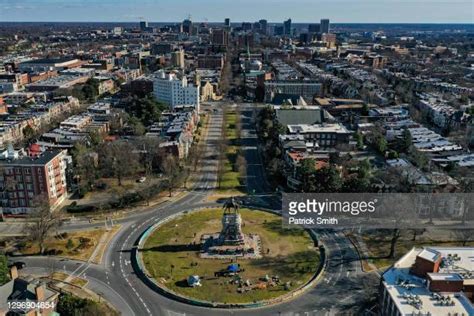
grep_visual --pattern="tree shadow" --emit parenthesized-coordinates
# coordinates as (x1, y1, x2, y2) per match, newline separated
(140, 244, 201, 252)
(174, 279, 190, 288)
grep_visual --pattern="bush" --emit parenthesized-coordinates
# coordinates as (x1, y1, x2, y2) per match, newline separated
(66, 239, 74, 250)
(16, 241, 27, 250)
(57, 293, 118, 316)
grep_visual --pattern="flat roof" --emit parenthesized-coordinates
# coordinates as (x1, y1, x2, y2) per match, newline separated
(418, 248, 441, 262)
(0, 150, 62, 166)
(382, 247, 474, 315)
(427, 273, 463, 282)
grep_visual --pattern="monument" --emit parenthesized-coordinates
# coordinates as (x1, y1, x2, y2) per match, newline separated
(200, 198, 262, 259)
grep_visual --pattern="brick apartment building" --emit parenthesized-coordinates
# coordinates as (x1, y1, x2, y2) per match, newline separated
(0, 149, 68, 214)
(197, 54, 225, 70)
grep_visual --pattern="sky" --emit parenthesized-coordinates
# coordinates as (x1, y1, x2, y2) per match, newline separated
(0, 0, 473, 23)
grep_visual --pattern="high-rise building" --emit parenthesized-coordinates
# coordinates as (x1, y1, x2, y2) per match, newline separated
(241, 22, 252, 31)
(224, 18, 230, 27)
(153, 71, 200, 111)
(274, 25, 284, 36)
(308, 23, 320, 34)
(259, 19, 268, 34)
(320, 19, 330, 34)
(283, 18, 292, 36)
(171, 49, 185, 69)
(211, 29, 229, 46)
(300, 33, 311, 44)
(0, 150, 69, 214)
(139, 21, 148, 31)
(252, 22, 261, 32)
(182, 19, 193, 34)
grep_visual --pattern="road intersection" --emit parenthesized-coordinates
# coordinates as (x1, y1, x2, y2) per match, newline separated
(17, 105, 379, 315)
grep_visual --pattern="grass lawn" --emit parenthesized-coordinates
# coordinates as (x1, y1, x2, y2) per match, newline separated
(361, 230, 474, 269)
(141, 208, 320, 304)
(218, 111, 244, 193)
(21, 228, 109, 261)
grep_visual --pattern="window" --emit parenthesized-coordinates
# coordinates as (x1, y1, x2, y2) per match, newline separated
(27, 184, 33, 190)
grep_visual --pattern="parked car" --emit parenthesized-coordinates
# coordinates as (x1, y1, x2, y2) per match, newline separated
(8, 261, 26, 270)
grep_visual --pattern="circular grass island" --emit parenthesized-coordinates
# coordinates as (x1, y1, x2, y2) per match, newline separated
(140, 208, 321, 305)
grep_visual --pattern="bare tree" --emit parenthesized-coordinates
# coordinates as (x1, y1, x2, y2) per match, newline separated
(217, 111, 228, 189)
(411, 228, 426, 241)
(388, 229, 402, 259)
(135, 137, 162, 176)
(100, 141, 139, 186)
(24, 196, 63, 255)
(161, 154, 180, 197)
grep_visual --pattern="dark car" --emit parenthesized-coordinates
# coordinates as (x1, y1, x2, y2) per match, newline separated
(8, 261, 26, 270)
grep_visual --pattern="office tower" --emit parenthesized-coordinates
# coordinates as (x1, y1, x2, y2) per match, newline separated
(283, 18, 292, 36)
(259, 19, 268, 34)
(320, 19, 330, 34)
(225, 18, 230, 27)
(253, 22, 261, 32)
(300, 33, 310, 44)
(212, 29, 229, 46)
(241, 22, 252, 31)
(308, 23, 320, 34)
(182, 19, 193, 34)
(139, 21, 148, 31)
(171, 49, 185, 69)
(274, 25, 284, 36)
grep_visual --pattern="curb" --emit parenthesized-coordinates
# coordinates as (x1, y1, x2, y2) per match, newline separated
(132, 206, 327, 309)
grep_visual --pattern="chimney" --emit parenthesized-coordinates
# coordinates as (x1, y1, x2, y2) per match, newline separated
(10, 266, 18, 280)
(35, 284, 45, 302)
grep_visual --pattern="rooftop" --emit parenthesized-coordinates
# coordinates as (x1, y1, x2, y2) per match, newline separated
(382, 247, 474, 316)
(0, 149, 63, 166)
(287, 123, 351, 134)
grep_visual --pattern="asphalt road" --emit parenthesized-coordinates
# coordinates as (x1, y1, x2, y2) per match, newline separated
(18, 106, 380, 316)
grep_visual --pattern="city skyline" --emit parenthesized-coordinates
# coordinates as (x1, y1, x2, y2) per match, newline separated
(0, 0, 473, 23)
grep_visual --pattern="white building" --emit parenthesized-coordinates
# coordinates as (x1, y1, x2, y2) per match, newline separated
(153, 71, 200, 112)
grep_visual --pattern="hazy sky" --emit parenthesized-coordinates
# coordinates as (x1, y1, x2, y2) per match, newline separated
(0, 0, 473, 23)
